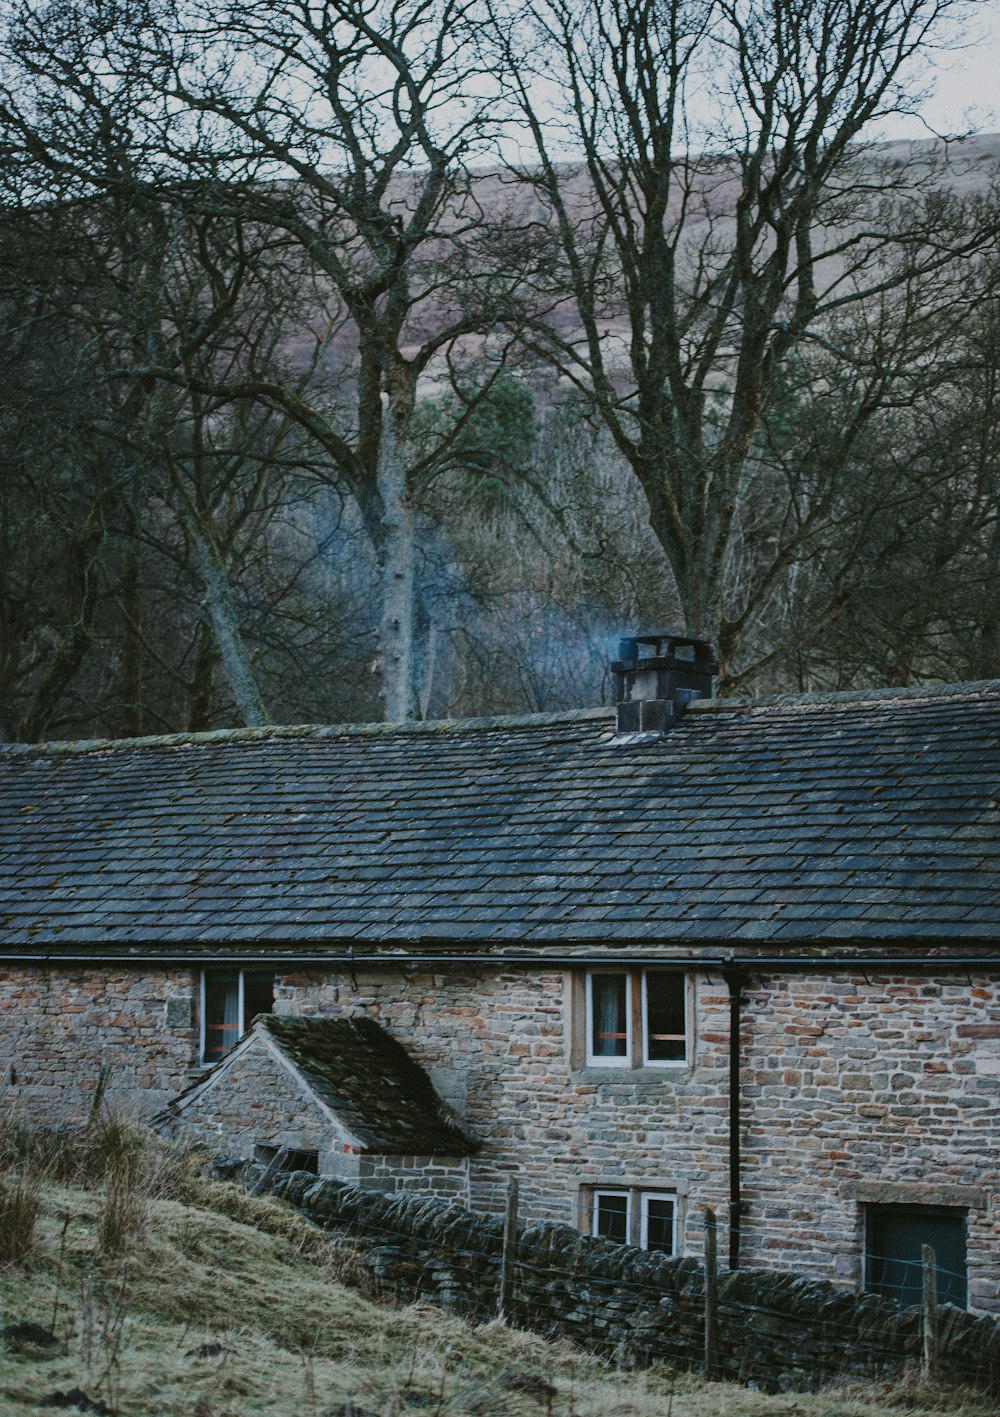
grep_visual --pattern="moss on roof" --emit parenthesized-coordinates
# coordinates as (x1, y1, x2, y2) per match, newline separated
(262, 1015, 476, 1157)
(3, 687, 1000, 948)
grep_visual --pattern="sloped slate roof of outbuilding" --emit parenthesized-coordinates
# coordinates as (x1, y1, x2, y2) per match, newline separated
(1, 679, 1000, 951)
(259, 1014, 475, 1155)
(172, 1013, 475, 1155)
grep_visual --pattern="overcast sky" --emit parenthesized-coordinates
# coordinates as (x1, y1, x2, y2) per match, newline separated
(878, 2, 999, 140)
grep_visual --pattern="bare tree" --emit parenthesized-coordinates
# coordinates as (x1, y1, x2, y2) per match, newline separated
(771, 249, 1000, 690)
(0, 0, 535, 720)
(493, 0, 998, 682)
(0, 167, 329, 734)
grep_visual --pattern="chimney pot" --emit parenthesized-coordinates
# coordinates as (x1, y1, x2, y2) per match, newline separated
(611, 633, 717, 736)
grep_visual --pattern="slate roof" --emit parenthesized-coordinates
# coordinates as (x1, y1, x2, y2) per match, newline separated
(2, 680, 1000, 953)
(246, 1014, 476, 1155)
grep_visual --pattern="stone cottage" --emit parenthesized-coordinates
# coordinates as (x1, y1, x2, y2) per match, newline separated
(2, 633, 999, 1313)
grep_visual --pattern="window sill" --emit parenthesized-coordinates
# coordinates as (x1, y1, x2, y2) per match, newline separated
(577, 1065, 691, 1086)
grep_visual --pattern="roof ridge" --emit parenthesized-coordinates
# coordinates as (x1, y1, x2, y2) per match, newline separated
(1, 706, 615, 754)
(6, 678, 1000, 754)
(688, 677, 1000, 714)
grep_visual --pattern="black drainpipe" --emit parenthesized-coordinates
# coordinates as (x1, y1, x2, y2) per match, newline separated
(724, 966, 743, 1270)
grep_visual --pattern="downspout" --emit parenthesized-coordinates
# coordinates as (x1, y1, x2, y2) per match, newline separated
(724, 966, 743, 1270)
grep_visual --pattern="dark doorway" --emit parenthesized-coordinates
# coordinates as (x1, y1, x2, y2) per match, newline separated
(866, 1205, 967, 1309)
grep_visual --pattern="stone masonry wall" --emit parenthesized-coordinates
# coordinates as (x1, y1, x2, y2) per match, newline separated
(173, 1033, 353, 1178)
(273, 967, 1000, 1314)
(173, 1035, 471, 1197)
(275, 1173, 1000, 1397)
(357, 1155, 469, 1201)
(739, 975, 1000, 1313)
(2, 961, 999, 1315)
(273, 968, 732, 1251)
(0, 965, 198, 1116)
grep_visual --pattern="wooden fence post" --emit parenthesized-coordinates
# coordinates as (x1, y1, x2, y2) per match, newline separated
(251, 1145, 289, 1197)
(497, 1177, 519, 1320)
(704, 1206, 719, 1381)
(922, 1243, 939, 1384)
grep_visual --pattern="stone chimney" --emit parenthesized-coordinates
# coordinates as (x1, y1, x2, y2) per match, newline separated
(612, 633, 717, 735)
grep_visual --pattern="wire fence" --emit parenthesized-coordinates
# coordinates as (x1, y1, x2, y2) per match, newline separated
(271, 1172, 1000, 1398)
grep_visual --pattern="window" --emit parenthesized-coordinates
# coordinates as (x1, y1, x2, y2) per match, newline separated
(592, 1189, 630, 1243)
(201, 970, 274, 1063)
(866, 1205, 967, 1309)
(641, 1192, 677, 1254)
(587, 973, 631, 1063)
(584, 971, 687, 1067)
(589, 1188, 677, 1254)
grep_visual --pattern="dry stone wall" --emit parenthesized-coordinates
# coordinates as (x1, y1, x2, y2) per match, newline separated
(274, 1173, 1000, 1397)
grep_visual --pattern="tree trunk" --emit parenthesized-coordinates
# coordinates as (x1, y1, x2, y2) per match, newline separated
(187, 620, 217, 732)
(375, 401, 417, 723)
(187, 518, 270, 728)
(119, 530, 143, 737)
(19, 515, 103, 741)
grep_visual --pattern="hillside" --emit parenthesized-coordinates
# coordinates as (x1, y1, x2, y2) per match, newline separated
(0, 1147, 996, 1417)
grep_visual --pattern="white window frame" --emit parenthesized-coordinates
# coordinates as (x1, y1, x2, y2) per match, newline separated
(585, 971, 632, 1067)
(587, 1186, 679, 1253)
(591, 1189, 631, 1243)
(639, 1191, 678, 1255)
(583, 969, 688, 1069)
(641, 972, 688, 1068)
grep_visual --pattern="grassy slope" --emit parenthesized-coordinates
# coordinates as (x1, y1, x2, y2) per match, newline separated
(0, 1178, 994, 1417)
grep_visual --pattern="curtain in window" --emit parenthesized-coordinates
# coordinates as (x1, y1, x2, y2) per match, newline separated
(592, 974, 627, 1058)
(204, 972, 240, 1062)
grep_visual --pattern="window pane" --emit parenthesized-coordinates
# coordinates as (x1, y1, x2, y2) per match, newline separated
(243, 972, 274, 1026)
(643, 1196, 675, 1254)
(593, 1192, 629, 1244)
(591, 974, 628, 1058)
(644, 973, 685, 1062)
(204, 972, 240, 1063)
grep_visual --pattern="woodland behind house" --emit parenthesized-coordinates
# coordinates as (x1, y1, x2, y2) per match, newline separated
(2, 0, 999, 739)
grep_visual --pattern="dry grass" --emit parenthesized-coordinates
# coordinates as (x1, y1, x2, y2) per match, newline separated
(0, 1124, 995, 1416)
(0, 1169, 42, 1263)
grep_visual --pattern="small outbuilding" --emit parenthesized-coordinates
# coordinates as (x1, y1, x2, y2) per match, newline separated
(169, 1013, 477, 1199)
